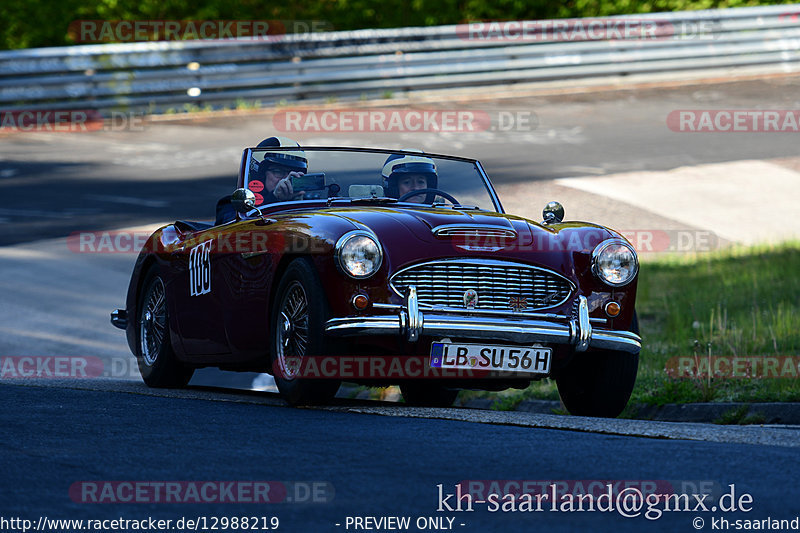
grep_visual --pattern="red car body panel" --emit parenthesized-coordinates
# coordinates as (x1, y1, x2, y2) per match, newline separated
(122, 202, 638, 378)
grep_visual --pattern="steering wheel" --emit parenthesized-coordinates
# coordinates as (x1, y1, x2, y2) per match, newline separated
(397, 188, 460, 206)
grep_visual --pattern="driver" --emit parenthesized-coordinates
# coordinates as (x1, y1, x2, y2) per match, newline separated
(382, 152, 438, 203)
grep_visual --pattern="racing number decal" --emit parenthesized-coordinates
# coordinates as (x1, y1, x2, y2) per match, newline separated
(189, 240, 212, 296)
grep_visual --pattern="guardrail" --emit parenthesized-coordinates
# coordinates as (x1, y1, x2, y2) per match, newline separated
(1, 5, 799, 114)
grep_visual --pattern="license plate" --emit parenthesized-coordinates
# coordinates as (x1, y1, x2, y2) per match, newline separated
(430, 343, 551, 375)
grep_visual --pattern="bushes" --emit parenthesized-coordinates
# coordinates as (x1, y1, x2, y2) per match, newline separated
(1, 0, 795, 49)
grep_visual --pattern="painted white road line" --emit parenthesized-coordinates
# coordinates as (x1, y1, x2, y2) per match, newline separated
(554, 160, 800, 245)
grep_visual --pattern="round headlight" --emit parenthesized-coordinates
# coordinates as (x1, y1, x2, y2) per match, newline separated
(592, 239, 638, 287)
(336, 231, 383, 279)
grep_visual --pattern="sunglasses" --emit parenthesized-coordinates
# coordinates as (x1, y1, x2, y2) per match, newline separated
(264, 166, 293, 177)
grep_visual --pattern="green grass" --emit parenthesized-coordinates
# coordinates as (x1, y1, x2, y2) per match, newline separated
(634, 241, 800, 404)
(464, 241, 800, 409)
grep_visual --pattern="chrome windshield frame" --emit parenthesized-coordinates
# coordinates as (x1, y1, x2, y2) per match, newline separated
(240, 146, 505, 214)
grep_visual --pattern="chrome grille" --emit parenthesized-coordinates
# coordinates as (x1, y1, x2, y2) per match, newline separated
(390, 259, 573, 311)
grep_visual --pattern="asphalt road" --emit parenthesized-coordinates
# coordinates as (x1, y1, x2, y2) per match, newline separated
(2, 382, 799, 533)
(2, 76, 800, 533)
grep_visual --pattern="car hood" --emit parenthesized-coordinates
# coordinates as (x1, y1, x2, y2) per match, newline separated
(313, 204, 614, 292)
(322, 204, 614, 251)
(323, 205, 533, 244)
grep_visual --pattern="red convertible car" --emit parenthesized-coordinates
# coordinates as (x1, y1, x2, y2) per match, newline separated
(111, 145, 641, 417)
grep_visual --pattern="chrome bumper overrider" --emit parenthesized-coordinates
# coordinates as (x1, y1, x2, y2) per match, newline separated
(324, 289, 641, 354)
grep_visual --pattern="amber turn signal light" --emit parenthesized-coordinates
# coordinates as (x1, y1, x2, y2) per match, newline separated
(604, 301, 621, 317)
(352, 294, 370, 310)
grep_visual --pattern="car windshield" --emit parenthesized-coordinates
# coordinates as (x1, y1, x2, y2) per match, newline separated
(244, 147, 500, 212)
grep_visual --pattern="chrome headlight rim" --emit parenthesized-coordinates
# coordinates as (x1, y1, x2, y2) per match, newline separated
(591, 238, 639, 287)
(334, 230, 383, 279)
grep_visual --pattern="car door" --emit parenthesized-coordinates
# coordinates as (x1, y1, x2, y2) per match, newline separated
(170, 227, 230, 357)
(211, 219, 283, 361)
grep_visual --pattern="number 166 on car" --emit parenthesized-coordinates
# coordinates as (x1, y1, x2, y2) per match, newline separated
(430, 342, 551, 375)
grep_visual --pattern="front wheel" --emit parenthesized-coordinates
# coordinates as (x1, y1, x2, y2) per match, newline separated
(270, 259, 340, 406)
(400, 383, 459, 407)
(556, 314, 639, 418)
(136, 270, 194, 388)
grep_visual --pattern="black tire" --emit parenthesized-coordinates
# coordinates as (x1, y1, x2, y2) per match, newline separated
(556, 313, 640, 418)
(136, 270, 194, 388)
(400, 383, 459, 407)
(270, 258, 341, 406)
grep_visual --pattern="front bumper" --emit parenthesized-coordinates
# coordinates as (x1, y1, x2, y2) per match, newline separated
(324, 289, 641, 355)
(111, 309, 128, 330)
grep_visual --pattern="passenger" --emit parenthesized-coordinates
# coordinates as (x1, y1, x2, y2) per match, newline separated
(215, 137, 307, 224)
(254, 136, 308, 204)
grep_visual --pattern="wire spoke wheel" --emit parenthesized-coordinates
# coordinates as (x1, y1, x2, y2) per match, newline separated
(140, 277, 167, 367)
(136, 270, 193, 388)
(270, 259, 341, 405)
(276, 281, 310, 380)
(400, 383, 459, 407)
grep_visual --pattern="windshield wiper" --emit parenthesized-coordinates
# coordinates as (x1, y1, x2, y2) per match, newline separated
(327, 196, 398, 206)
(429, 203, 482, 210)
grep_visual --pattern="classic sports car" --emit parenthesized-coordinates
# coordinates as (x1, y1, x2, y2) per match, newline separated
(111, 144, 641, 417)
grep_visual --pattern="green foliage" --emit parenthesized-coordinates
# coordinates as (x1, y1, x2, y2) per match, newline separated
(1, 0, 796, 49)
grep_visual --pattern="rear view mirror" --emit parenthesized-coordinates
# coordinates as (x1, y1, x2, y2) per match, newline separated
(231, 188, 257, 213)
(542, 201, 565, 224)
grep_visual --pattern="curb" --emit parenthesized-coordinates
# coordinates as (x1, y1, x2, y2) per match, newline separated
(341, 385, 800, 424)
(458, 398, 800, 425)
(632, 402, 800, 425)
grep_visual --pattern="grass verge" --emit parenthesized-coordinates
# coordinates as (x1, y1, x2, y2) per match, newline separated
(461, 241, 800, 410)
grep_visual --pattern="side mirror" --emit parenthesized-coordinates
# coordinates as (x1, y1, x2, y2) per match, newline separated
(231, 188, 257, 214)
(542, 201, 565, 224)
